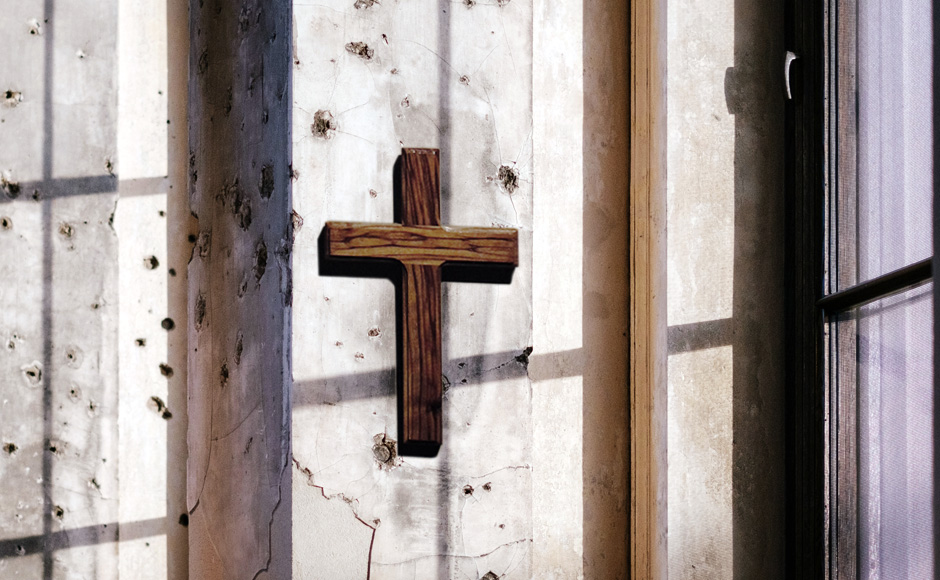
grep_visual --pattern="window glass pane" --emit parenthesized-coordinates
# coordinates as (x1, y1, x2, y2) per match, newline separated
(834, 0, 933, 290)
(833, 282, 934, 578)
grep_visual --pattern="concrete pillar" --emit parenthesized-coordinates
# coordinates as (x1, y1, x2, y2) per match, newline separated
(186, 0, 293, 577)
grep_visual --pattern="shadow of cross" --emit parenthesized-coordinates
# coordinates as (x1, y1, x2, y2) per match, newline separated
(321, 148, 519, 456)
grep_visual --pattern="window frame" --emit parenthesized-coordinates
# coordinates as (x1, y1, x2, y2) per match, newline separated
(785, 0, 939, 577)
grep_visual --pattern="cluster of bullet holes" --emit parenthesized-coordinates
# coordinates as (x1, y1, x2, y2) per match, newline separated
(4, 90, 23, 107)
(148, 396, 173, 420)
(0, 216, 11, 230)
(311, 110, 335, 139)
(498, 164, 520, 194)
(372, 433, 401, 469)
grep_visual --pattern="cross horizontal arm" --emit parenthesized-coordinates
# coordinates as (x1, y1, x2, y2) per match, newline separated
(325, 221, 518, 266)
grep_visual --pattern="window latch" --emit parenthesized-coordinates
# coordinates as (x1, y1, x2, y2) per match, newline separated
(785, 51, 799, 100)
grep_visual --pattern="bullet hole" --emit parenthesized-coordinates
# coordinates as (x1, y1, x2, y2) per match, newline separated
(237, 274, 249, 298)
(59, 222, 73, 238)
(220, 361, 229, 387)
(158, 210, 166, 217)
(290, 210, 304, 233)
(168, 268, 177, 276)
(64, 346, 84, 369)
(69, 386, 82, 402)
(3, 442, 18, 455)
(161, 318, 175, 331)
(1, 172, 20, 198)
(144, 255, 160, 270)
(105, 157, 114, 176)
(482, 482, 492, 491)
(462, 484, 474, 496)
(47, 440, 64, 455)
(311, 109, 335, 139)
(159, 363, 174, 378)
(196, 230, 211, 257)
(148, 396, 173, 419)
(372, 433, 400, 469)
(368, 189, 378, 199)
(234, 332, 244, 365)
(254, 240, 268, 282)
(345, 41, 374, 60)
(4, 90, 23, 107)
(91, 302, 100, 310)
(7, 339, 14, 350)
(335, 341, 343, 347)
(496, 0, 510, 5)
(324, 296, 331, 303)
(89, 478, 101, 491)
(27, 18, 43, 35)
(21, 362, 42, 386)
(188, 233, 197, 243)
(459, 75, 470, 85)
(259, 164, 275, 199)
(87, 400, 98, 416)
(482, 572, 499, 580)
(53, 505, 64, 520)
(458, 362, 466, 369)
(191, 293, 206, 330)
(390, 67, 399, 75)
(0, 216, 11, 229)
(31, 189, 41, 201)
(224, 86, 233, 115)
(354, 0, 377, 8)
(135, 338, 147, 347)
(354, 352, 364, 361)
(515, 346, 533, 367)
(221, 180, 252, 230)
(498, 164, 519, 193)
(368, 327, 381, 338)
(400, 95, 411, 108)
(14, 545, 25, 556)
(76, 49, 86, 59)
(463, 0, 475, 6)
(498, 523, 505, 529)
(373, 518, 381, 527)
(197, 49, 209, 75)
(179, 513, 189, 527)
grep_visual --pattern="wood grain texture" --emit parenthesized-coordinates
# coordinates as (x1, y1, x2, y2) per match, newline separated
(325, 222, 519, 266)
(320, 148, 519, 452)
(401, 264, 442, 447)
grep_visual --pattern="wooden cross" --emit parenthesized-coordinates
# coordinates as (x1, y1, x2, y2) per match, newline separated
(322, 148, 519, 455)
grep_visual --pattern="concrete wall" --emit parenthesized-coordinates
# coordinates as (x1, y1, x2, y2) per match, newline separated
(666, 0, 786, 577)
(291, 0, 629, 578)
(0, 0, 190, 578)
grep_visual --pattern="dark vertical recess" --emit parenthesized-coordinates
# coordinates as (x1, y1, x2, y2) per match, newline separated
(784, 0, 827, 577)
(933, 0, 940, 571)
(41, 1, 55, 577)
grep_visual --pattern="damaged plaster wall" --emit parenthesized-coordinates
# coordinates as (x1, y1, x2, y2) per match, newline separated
(2, 0, 191, 578)
(666, 0, 785, 577)
(186, 0, 293, 578)
(0, 1, 121, 577)
(291, 0, 536, 577)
